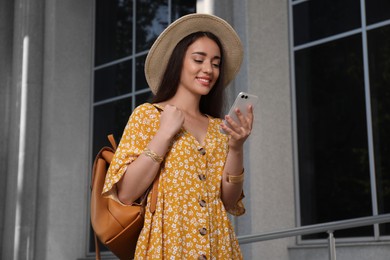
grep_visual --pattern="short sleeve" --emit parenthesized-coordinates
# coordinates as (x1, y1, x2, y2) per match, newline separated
(102, 103, 160, 199)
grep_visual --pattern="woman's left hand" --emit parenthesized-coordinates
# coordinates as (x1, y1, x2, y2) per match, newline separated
(220, 105, 254, 150)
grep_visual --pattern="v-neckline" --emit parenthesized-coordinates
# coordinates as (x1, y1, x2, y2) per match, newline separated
(152, 103, 211, 147)
(182, 115, 211, 147)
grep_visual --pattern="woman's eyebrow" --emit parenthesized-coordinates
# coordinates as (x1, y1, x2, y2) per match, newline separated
(191, 52, 221, 60)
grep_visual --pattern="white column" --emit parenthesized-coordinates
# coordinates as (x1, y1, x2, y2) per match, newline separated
(197, 0, 214, 14)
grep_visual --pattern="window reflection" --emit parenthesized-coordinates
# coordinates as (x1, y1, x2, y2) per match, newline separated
(95, 0, 133, 66)
(136, 0, 168, 52)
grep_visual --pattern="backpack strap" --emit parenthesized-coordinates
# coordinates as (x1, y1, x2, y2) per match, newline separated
(149, 175, 159, 213)
(107, 134, 117, 150)
(94, 233, 101, 260)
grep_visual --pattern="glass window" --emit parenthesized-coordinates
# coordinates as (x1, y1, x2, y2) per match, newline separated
(293, 0, 361, 46)
(292, 0, 390, 241)
(94, 60, 132, 102)
(136, 91, 154, 107)
(136, 0, 168, 52)
(366, 0, 390, 25)
(296, 35, 373, 238)
(368, 25, 390, 236)
(171, 0, 198, 21)
(92, 97, 133, 160)
(136, 55, 147, 91)
(95, 0, 133, 66)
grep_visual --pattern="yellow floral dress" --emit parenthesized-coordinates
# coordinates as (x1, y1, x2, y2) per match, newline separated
(103, 103, 244, 260)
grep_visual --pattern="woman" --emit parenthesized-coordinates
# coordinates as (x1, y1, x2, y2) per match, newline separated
(103, 13, 253, 259)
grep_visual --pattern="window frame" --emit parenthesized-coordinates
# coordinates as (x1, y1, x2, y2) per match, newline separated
(289, 0, 390, 244)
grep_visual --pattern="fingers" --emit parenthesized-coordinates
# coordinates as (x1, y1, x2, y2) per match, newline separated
(160, 105, 184, 137)
(235, 106, 253, 130)
(220, 105, 254, 150)
(224, 106, 253, 133)
(162, 105, 184, 121)
(246, 105, 254, 130)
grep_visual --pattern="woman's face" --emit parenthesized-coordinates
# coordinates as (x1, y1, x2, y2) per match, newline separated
(178, 36, 221, 96)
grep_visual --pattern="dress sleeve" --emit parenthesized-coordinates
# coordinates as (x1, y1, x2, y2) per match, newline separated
(102, 103, 159, 200)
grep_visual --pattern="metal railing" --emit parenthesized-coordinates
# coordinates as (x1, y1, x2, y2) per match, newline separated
(237, 213, 390, 260)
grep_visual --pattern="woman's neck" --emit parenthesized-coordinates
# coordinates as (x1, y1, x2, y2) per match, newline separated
(164, 90, 202, 116)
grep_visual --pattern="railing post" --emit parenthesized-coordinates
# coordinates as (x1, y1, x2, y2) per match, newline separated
(328, 231, 336, 260)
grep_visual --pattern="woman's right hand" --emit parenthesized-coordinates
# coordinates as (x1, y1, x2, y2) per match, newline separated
(117, 104, 184, 204)
(159, 104, 185, 139)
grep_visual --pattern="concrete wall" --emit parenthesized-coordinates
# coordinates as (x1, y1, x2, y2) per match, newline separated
(236, 0, 296, 259)
(0, 0, 94, 259)
(0, 0, 14, 257)
(35, 0, 94, 259)
(1, 0, 45, 259)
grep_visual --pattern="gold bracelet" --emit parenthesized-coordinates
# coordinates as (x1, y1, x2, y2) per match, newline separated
(143, 148, 164, 163)
(226, 169, 245, 184)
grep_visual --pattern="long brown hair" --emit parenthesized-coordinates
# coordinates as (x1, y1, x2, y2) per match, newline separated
(152, 32, 226, 118)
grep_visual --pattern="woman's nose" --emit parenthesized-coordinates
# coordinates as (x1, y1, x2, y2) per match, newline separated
(202, 62, 212, 73)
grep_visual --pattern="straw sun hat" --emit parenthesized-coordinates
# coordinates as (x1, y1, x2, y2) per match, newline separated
(145, 13, 243, 94)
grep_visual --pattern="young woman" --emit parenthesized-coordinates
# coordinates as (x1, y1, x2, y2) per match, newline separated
(103, 13, 253, 259)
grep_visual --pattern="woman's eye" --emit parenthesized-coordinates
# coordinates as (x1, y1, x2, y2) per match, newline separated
(194, 59, 203, 63)
(213, 63, 220, 68)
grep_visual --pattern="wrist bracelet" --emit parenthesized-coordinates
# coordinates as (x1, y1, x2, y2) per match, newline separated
(226, 169, 244, 184)
(143, 148, 164, 163)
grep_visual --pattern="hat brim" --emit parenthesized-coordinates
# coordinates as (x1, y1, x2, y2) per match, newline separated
(145, 13, 243, 94)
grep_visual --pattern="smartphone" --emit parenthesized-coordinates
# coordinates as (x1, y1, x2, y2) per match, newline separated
(220, 92, 258, 134)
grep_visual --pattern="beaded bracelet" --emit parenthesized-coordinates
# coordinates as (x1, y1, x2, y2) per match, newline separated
(143, 148, 164, 163)
(226, 169, 245, 184)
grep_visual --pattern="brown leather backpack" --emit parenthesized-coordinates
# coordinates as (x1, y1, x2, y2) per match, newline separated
(90, 135, 158, 260)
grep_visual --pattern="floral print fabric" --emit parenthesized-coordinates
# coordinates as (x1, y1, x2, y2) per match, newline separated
(103, 103, 244, 259)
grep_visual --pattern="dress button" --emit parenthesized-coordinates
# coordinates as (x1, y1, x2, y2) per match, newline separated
(198, 255, 207, 260)
(198, 174, 206, 181)
(198, 147, 206, 155)
(199, 199, 206, 207)
(199, 227, 207, 236)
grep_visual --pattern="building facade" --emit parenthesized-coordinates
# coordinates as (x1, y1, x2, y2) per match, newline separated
(1, 0, 389, 259)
